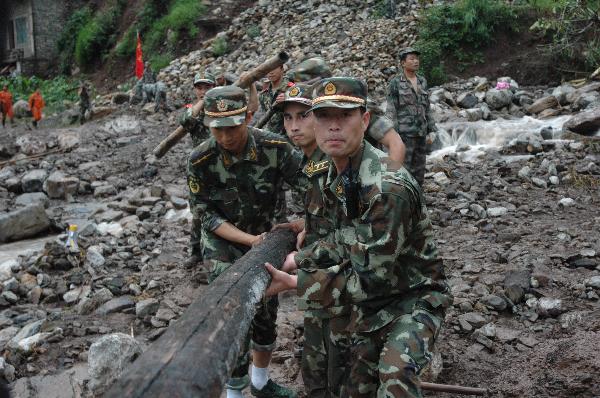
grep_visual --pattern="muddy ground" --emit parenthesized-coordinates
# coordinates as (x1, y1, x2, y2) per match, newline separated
(0, 106, 599, 397)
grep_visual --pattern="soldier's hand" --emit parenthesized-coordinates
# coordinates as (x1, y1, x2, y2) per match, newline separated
(272, 218, 305, 234)
(296, 229, 306, 250)
(264, 262, 297, 296)
(251, 232, 267, 247)
(282, 251, 298, 273)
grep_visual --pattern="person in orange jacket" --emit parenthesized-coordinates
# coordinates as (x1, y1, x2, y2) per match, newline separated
(28, 88, 45, 128)
(0, 85, 14, 128)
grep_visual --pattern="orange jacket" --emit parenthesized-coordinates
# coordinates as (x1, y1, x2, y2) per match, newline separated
(28, 91, 45, 121)
(0, 90, 14, 118)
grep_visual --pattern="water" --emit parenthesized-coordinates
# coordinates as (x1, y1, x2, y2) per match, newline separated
(430, 115, 574, 162)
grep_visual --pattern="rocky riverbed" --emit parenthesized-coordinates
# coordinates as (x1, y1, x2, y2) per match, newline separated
(0, 71, 599, 398)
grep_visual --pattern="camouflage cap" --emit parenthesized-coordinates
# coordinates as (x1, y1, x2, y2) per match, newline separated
(203, 86, 248, 128)
(287, 57, 332, 83)
(273, 83, 312, 110)
(398, 47, 420, 60)
(309, 77, 367, 111)
(193, 71, 216, 86)
(212, 66, 225, 78)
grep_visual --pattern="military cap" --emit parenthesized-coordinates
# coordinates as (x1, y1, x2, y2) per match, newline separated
(398, 47, 420, 60)
(287, 57, 332, 82)
(273, 83, 312, 110)
(193, 71, 216, 86)
(203, 86, 248, 128)
(212, 66, 225, 78)
(309, 77, 367, 111)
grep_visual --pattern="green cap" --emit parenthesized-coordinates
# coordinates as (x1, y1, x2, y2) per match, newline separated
(309, 77, 367, 111)
(398, 47, 420, 60)
(274, 83, 312, 110)
(287, 57, 332, 82)
(194, 71, 216, 86)
(203, 86, 248, 128)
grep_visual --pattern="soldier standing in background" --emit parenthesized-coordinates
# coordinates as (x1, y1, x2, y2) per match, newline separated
(78, 82, 91, 125)
(386, 47, 437, 186)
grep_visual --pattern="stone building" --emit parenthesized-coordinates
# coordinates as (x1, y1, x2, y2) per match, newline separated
(0, 0, 72, 76)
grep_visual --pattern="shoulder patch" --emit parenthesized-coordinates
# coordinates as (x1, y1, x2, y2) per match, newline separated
(303, 160, 330, 178)
(252, 128, 289, 147)
(190, 147, 217, 167)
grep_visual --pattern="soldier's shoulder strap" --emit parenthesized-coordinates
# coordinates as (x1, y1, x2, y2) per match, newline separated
(252, 127, 289, 148)
(190, 141, 218, 167)
(302, 159, 330, 178)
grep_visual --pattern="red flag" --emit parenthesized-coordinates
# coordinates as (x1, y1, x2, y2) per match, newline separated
(135, 31, 144, 80)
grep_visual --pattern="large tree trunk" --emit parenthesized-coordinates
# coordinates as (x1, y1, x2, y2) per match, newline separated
(104, 229, 296, 398)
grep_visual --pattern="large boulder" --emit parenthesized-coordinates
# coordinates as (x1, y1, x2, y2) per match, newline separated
(15, 136, 47, 156)
(21, 169, 48, 193)
(527, 95, 558, 114)
(485, 89, 513, 110)
(88, 333, 142, 393)
(14, 192, 49, 208)
(12, 99, 30, 118)
(44, 171, 79, 199)
(0, 203, 51, 242)
(457, 92, 479, 109)
(552, 84, 576, 105)
(563, 106, 600, 135)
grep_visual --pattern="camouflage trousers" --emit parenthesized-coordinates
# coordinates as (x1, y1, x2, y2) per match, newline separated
(79, 103, 90, 124)
(201, 229, 279, 390)
(342, 307, 443, 398)
(189, 212, 202, 257)
(402, 136, 427, 187)
(302, 314, 351, 398)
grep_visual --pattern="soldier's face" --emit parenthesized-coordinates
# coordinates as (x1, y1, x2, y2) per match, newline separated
(401, 54, 420, 71)
(267, 66, 284, 83)
(210, 113, 251, 155)
(313, 107, 369, 159)
(283, 103, 315, 148)
(194, 83, 213, 100)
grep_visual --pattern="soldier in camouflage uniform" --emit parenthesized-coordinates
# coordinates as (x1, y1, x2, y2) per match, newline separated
(78, 82, 91, 125)
(187, 86, 300, 398)
(386, 47, 437, 186)
(258, 63, 291, 136)
(180, 71, 216, 268)
(265, 77, 452, 397)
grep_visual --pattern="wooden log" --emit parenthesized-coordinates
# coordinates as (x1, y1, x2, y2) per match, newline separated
(104, 229, 296, 398)
(151, 52, 289, 159)
(421, 381, 488, 396)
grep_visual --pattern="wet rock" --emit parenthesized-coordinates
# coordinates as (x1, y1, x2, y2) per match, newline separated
(458, 312, 487, 329)
(527, 95, 558, 114)
(0, 326, 19, 350)
(487, 207, 508, 217)
(585, 276, 600, 289)
(552, 84, 576, 105)
(136, 298, 160, 319)
(559, 197, 575, 208)
(21, 169, 48, 193)
(88, 333, 143, 393)
(563, 106, 600, 135)
(1, 291, 18, 304)
(457, 92, 479, 109)
(86, 246, 106, 268)
(95, 296, 135, 315)
(485, 89, 512, 110)
(536, 297, 564, 318)
(0, 259, 19, 282)
(503, 269, 530, 303)
(15, 192, 49, 208)
(0, 203, 51, 243)
(480, 294, 507, 311)
(7, 319, 44, 350)
(459, 108, 483, 122)
(44, 171, 79, 199)
(531, 177, 547, 188)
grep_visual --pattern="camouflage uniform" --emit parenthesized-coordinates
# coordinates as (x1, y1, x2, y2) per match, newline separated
(296, 78, 452, 397)
(258, 75, 291, 136)
(187, 86, 302, 392)
(78, 85, 90, 125)
(386, 48, 437, 186)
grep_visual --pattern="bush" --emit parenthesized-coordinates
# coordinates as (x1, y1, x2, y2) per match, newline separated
(74, 0, 127, 69)
(211, 37, 229, 57)
(145, 0, 205, 53)
(150, 53, 173, 71)
(247, 25, 261, 39)
(57, 7, 93, 74)
(416, 0, 521, 85)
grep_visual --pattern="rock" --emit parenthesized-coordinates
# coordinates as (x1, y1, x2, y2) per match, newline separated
(503, 269, 530, 303)
(15, 192, 49, 208)
(559, 197, 575, 208)
(10, 363, 87, 398)
(57, 130, 81, 150)
(95, 296, 135, 315)
(17, 331, 56, 353)
(459, 108, 483, 122)
(21, 169, 48, 193)
(480, 295, 507, 311)
(0, 259, 19, 282)
(111, 92, 131, 105)
(585, 276, 600, 289)
(8, 319, 44, 350)
(552, 84, 576, 105)
(485, 89, 512, 110)
(63, 285, 91, 304)
(88, 333, 143, 393)
(0, 326, 19, 350)
(170, 196, 188, 209)
(487, 207, 508, 217)
(469, 203, 487, 219)
(44, 171, 79, 199)
(0, 203, 51, 243)
(15, 135, 46, 155)
(86, 246, 106, 268)
(94, 184, 117, 198)
(518, 165, 531, 179)
(540, 127, 554, 140)
(13, 99, 30, 118)
(531, 177, 547, 188)
(458, 312, 487, 329)
(563, 106, 600, 135)
(549, 176, 560, 185)
(537, 297, 564, 318)
(136, 298, 160, 319)
(457, 92, 479, 108)
(433, 172, 450, 185)
(1, 291, 18, 304)
(527, 95, 558, 114)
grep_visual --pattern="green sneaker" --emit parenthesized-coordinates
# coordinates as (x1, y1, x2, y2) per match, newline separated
(250, 380, 297, 398)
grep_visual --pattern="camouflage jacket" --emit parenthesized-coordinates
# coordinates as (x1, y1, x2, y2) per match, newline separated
(365, 97, 394, 146)
(299, 147, 332, 247)
(180, 106, 210, 148)
(187, 127, 303, 235)
(386, 71, 436, 138)
(258, 77, 291, 135)
(294, 142, 452, 330)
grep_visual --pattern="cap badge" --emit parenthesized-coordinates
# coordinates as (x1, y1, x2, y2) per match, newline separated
(289, 86, 300, 97)
(324, 82, 337, 95)
(217, 99, 228, 112)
